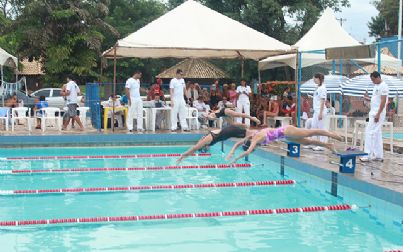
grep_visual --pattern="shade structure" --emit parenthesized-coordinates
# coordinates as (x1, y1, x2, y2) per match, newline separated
(156, 58, 227, 79)
(102, 0, 291, 60)
(300, 74, 347, 94)
(342, 75, 403, 97)
(0, 47, 17, 68)
(259, 8, 360, 70)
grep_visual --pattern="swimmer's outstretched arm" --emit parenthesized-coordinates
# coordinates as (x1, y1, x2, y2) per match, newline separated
(229, 139, 258, 165)
(224, 109, 261, 125)
(226, 136, 252, 161)
(177, 134, 213, 164)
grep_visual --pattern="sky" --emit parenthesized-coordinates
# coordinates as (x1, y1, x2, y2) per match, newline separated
(335, 0, 379, 43)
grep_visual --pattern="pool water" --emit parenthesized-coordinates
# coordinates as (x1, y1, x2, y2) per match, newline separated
(0, 145, 402, 251)
(384, 132, 403, 140)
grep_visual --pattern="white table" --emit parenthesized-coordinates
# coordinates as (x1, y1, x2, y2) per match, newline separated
(148, 107, 172, 131)
(352, 120, 393, 153)
(326, 115, 348, 144)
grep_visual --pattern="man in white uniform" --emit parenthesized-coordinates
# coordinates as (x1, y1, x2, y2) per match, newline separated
(235, 79, 252, 126)
(170, 69, 189, 131)
(360, 71, 388, 162)
(125, 70, 144, 132)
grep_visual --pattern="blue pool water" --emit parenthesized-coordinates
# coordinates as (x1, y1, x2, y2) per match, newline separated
(0, 145, 402, 251)
(384, 132, 403, 140)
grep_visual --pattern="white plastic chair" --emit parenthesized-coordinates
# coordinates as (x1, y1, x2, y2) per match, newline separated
(11, 107, 31, 132)
(131, 108, 149, 130)
(77, 106, 90, 128)
(40, 107, 62, 132)
(0, 107, 10, 131)
(186, 107, 199, 130)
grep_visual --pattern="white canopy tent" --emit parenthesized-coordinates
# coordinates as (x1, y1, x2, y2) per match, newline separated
(258, 8, 401, 71)
(0, 47, 18, 105)
(102, 0, 293, 131)
(259, 8, 359, 70)
(0, 47, 17, 68)
(102, 0, 292, 60)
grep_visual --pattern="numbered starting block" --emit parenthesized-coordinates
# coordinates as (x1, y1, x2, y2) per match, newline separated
(336, 151, 367, 173)
(282, 141, 300, 157)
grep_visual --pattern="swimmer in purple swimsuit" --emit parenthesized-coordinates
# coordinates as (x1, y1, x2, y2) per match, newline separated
(227, 125, 343, 164)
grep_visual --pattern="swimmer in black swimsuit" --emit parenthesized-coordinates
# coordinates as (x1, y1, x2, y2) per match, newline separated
(206, 108, 261, 126)
(177, 124, 257, 163)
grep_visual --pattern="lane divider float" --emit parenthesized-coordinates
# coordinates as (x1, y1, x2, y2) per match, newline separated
(0, 163, 251, 175)
(0, 179, 295, 196)
(0, 204, 355, 227)
(2, 153, 211, 161)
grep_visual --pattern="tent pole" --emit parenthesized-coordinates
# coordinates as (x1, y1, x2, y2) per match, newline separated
(241, 58, 244, 78)
(339, 60, 343, 115)
(398, 0, 402, 78)
(296, 51, 302, 127)
(1, 65, 4, 106)
(258, 64, 261, 83)
(112, 45, 117, 132)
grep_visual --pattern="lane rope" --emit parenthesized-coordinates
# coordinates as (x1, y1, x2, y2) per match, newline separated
(0, 204, 355, 227)
(0, 163, 251, 175)
(0, 179, 296, 196)
(1, 153, 211, 161)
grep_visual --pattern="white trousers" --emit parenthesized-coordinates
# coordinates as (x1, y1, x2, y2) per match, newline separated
(127, 98, 143, 130)
(171, 99, 188, 130)
(364, 113, 385, 159)
(236, 100, 250, 126)
(312, 111, 328, 142)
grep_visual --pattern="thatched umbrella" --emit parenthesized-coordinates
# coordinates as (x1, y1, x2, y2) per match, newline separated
(156, 58, 227, 79)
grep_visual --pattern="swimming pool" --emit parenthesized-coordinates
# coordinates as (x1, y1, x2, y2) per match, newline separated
(384, 132, 403, 140)
(0, 144, 402, 251)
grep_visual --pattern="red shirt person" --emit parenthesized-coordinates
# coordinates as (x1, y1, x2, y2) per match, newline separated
(147, 78, 165, 101)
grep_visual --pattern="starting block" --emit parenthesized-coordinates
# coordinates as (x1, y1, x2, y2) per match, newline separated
(282, 140, 300, 157)
(336, 151, 367, 173)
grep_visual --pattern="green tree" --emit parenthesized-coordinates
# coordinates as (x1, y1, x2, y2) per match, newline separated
(368, 0, 400, 38)
(101, 0, 168, 84)
(9, 0, 117, 85)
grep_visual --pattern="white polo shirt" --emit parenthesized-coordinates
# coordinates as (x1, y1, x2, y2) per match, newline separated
(236, 85, 251, 102)
(66, 81, 80, 105)
(125, 77, 141, 100)
(169, 78, 185, 101)
(370, 81, 388, 116)
(313, 85, 327, 113)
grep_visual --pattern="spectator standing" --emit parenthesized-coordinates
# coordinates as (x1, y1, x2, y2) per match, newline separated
(235, 79, 252, 126)
(125, 70, 144, 132)
(61, 76, 84, 131)
(170, 69, 189, 131)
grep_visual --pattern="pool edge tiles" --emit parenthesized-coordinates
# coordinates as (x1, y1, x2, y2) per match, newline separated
(235, 141, 403, 208)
